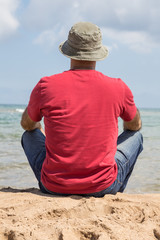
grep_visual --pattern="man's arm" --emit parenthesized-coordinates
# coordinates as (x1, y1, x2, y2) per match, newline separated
(123, 109, 142, 131)
(20, 107, 42, 132)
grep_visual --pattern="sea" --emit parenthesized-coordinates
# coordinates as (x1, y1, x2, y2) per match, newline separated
(0, 104, 160, 194)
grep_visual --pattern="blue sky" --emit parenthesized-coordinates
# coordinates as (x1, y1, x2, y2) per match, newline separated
(0, 0, 160, 108)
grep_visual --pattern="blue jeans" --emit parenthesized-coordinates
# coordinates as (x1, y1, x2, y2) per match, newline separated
(21, 129, 143, 197)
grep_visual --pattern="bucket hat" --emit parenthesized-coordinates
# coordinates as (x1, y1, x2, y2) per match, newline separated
(59, 22, 108, 61)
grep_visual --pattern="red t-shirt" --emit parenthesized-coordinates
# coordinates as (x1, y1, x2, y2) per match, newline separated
(27, 70, 137, 194)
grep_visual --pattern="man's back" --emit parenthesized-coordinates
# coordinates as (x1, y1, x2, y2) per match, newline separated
(21, 22, 142, 196)
(28, 69, 137, 194)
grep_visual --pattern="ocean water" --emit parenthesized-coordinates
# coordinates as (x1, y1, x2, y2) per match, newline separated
(0, 104, 160, 193)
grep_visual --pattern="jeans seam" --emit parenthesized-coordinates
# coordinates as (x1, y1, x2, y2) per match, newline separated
(116, 178, 123, 185)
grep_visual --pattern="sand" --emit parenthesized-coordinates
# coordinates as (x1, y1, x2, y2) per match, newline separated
(0, 187, 160, 240)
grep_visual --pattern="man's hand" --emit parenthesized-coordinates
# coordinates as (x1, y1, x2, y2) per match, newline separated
(123, 109, 142, 131)
(20, 107, 42, 131)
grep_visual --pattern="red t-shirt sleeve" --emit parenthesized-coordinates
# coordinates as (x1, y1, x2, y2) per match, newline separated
(27, 81, 43, 122)
(120, 81, 137, 121)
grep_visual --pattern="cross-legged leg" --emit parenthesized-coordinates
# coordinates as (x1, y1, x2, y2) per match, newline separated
(114, 130, 143, 193)
(21, 129, 47, 192)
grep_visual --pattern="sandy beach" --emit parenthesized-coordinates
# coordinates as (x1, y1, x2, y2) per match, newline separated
(0, 188, 160, 240)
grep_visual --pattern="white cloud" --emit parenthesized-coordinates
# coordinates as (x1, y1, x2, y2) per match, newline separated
(0, 0, 20, 40)
(24, 0, 160, 53)
(102, 28, 157, 53)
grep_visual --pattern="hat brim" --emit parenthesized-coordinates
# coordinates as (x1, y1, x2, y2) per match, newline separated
(59, 41, 109, 61)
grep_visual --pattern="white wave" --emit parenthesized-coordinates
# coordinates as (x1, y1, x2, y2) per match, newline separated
(16, 108, 24, 113)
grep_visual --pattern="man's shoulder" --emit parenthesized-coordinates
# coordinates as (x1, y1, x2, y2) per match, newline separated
(41, 71, 67, 81)
(97, 71, 124, 85)
(38, 72, 71, 87)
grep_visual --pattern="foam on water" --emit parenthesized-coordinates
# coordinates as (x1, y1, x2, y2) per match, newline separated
(16, 108, 24, 113)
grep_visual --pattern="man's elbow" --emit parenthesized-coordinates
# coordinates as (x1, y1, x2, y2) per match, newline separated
(20, 119, 30, 131)
(123, 111, 142, 131)
(20, 117, 41, 131)
(131, 119, 142, 131)
(20, 107, 34, 131)
(137, 119, 142, 130)
(124, 124, 142, 131)
(124, 121, 142, 131)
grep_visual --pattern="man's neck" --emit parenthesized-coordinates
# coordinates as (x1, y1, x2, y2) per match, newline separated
(70, 59, 96, 70)
(71, 66, 95, 70)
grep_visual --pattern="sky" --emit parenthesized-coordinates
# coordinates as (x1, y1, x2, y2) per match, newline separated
(0, 0, 160, 108)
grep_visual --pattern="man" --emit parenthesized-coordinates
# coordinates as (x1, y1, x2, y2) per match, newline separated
(21, 22, 143, 197)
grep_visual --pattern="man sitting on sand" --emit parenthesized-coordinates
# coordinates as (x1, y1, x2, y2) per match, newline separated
(21, 22, 143, 197)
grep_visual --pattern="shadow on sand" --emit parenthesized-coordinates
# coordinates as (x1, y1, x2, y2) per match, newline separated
(0, 187, 84, 200)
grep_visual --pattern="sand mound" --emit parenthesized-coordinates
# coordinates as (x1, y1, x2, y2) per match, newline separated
(0, 188, 160, 240)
